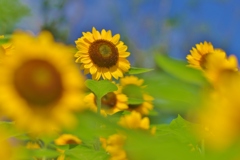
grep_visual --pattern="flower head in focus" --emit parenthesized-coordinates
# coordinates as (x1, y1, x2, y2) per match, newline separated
(75, 27, 131, 80)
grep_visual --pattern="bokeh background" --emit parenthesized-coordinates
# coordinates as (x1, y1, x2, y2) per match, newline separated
(2, 0, 240, 66)
(1, 0, 239, 123)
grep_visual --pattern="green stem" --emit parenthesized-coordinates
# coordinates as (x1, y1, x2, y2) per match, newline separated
(94, 95, 102, 150)
(96, 96, 102, 115)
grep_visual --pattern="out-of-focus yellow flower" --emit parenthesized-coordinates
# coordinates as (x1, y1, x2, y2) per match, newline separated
(186, 41, 214, 69)
(0, 129, 19, 160)
(100, 134, 127, 160)
(54, 134, 82, 145)
(120, 76, 154, 115)
(75, 27, 131, 80)
(55, 148, 67, 160)
(84, 84, 128, 115)
(203, 49, 238, 84)
(0, 31, 86, 134)
(118, 111, 150, 130)
(196, 71, 240, 150)
(26, 141, 41, 149)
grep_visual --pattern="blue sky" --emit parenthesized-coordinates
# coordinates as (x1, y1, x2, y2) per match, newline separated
(17, 0, 240, 67)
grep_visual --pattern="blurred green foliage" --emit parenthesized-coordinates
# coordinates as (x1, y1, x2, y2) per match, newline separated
(0, 0, 30, 34)
(41, 0, 69, 42)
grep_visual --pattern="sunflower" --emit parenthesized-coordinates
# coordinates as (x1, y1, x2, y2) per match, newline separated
(0, 130, 18, 160)
(196, 72, 240, 150)
(186, 41, 214, 69)
(100, 133, 127, 160)
(203, 49, 238, 84)
(0, 31, 86, 134)
(84, 84, 128, 115)
(118, 111, 150, 130)
(120, 76, 154, 115)
(75, 27, 131, 80)
(54, 134, 82, 145)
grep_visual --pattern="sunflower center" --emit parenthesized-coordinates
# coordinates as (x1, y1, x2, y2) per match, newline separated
(13, 59, 63, 106)
(88, 40, 119, 68)
(199, 54, 209, 69)
(101, 92, 117, 109)
(65, 139, 79, 145)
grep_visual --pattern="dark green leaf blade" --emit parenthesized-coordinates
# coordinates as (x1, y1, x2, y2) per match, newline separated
(127, 67, 154, 75)
(155, 54, 208, 86)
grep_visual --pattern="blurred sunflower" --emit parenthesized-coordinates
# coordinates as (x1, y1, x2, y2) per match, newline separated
(203, 49, 238, 84)
(120, 76, 154, 115)
(54, 134, 82, 145)
(0, 31, 86, 134)
(0, 129, 19, 160)
(196, 72, 240, 150)
(186, 41, 214, 69)
(26, 140, 42, 149)
(75, 27, 131, 80)
(84, 84, 128, 115)
(118, 111, 150, 130)
(100, 133, 127, 160)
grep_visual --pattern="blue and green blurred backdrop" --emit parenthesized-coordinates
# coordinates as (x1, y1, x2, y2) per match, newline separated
(2, 0, 240, 64)
(1, 0, 239, 122)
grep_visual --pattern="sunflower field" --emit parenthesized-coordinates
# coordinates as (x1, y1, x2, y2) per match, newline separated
(1, 1, 240, 160)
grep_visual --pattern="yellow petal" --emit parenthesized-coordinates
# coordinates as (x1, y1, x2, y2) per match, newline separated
(140, 117, 150, 130)
(109, 67, 119, 79)
(90, 65, 97, 74)
(92, 27, 101, 40)
(119, 51, 130, 58)
(102, 68, 112, 80)
(101, 29, 107, 39)
(82, 32, 94, 42)
(117, 44, 128, 52)
(118, 59, 130, 72)
(112, 34, 120, 44)
(84, 63, 93, 68)
(117, 94, 128, 102)
(106, 30, 112, 40)
(80, 58, 91, 63)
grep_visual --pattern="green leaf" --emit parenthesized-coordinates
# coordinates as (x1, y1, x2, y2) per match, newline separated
(127, 97, 144, 105)
(169, 115, 199, 144)
(127, 67, 154, 74)
(154, 54, 208, 86)
(66, 145, 109, 160)
(142, 70, 203, 112)
(28, 148, 59, 159)
(125, 127, 202, 160)
(85, 80, 118, 98)
(0, 0, 30, 33)
(121, 83, 144, 105)
(0, 35, 11, 45)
